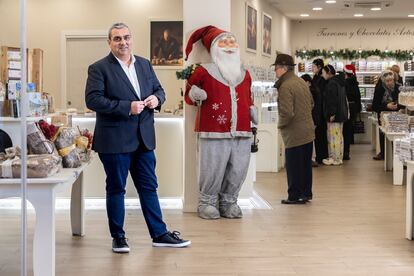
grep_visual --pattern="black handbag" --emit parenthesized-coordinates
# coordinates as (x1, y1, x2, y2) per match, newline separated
(0, 129, 12, 153)
(353, 114, 365, 134)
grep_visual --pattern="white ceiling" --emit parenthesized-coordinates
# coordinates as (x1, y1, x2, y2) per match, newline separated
(267, 0, 414, 19)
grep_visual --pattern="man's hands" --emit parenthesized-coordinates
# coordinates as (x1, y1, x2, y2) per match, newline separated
(130, 96, 159, 115)
(130, 101, 145, 115)
(144, 95, 159, 109)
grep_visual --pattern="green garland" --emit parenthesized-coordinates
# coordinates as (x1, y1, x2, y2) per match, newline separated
(176, 64, 200, 80)
(295, 48, 414, 61)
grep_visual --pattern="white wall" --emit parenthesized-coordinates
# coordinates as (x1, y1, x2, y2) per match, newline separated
(231, 0, 292, 68)
(0, 0, 183, 110)
(291, 19, 414, 53)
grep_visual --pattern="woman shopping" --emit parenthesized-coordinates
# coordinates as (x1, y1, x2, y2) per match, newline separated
(321, 65, 349, 166)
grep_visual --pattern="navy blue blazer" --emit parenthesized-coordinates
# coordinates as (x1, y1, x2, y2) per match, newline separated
(85, 53, 166, 153)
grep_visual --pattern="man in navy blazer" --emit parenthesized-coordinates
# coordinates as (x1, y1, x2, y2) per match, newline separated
(85, 23, 190, 253)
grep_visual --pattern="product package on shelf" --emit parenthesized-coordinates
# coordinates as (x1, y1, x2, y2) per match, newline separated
(0, 146, 61, 178)
(28, 92, 48, 116)
(380, 112, 409, 133)
(251, 78, 278, 124)
(247, 65, 276, 83)
(398, 87, 414, 107)
(53, 127, 82, 168)
(404, 61, 414, 72)
(365, 88, 375, 99)
(298, 62, 305, 72)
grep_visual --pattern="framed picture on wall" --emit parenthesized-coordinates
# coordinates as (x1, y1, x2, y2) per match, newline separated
(262, 12, 272, 57)
(150, 20, 184, 69)
(246, 3, 257, 53)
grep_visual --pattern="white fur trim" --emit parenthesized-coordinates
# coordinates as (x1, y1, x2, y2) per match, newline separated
(199, 131, 252, 139)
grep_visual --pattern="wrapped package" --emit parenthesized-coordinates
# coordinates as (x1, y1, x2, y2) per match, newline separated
(75, 127, 93, 163)
(75, 136, 92, 162)
(27, 122, 54, 154)
(37, 120, 59, 140)
(53, 127, 82, 168)
(0, 148, 62, 178)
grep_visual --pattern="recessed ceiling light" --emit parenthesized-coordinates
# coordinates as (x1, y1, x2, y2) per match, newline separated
(313, 7, 323, 11)
(409, 14, 414, 17)
(354, 14, 364, 17)
(300, 14, 310, 17)
(371, 7, 381, 11)
(325, 1, 336, 4)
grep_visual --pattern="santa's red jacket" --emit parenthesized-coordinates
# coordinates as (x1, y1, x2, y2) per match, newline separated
(185, 63, 253, 138)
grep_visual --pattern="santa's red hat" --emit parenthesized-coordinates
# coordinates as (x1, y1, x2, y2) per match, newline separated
(344, 64, 356, 75)
(185, 25, 230, 60)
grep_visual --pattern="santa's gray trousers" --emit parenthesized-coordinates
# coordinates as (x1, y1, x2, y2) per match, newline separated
(198, 137, 251, 208)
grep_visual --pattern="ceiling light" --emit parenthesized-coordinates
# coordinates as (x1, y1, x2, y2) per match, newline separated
(371, 7, 381, 11)
(409, 15, 414, 17)
(325, 1, 336, 4)
(313, 7, 323, 11)
(354, 14, 364, 17)
(300, 14, 310, 17)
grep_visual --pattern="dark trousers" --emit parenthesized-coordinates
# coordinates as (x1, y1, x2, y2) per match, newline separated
(314, 122, 329, 163)
(343, 120, 354, 157)
(99, 147, 168, 239)
(285, 142, 313, 200)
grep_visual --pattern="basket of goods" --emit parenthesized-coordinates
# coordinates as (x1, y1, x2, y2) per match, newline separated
(52, 127, 82, 168)
(0, 146, 62, 178)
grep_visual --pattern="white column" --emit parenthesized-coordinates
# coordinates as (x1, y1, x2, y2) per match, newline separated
(406, 161, 414, 240)
(183, 0, 232, 212)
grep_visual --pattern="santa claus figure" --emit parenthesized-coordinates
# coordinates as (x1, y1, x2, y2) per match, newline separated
(184, 25, 258, 219)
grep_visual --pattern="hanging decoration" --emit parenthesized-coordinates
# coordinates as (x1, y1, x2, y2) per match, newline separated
(295, 48, 414, 61)
(176, 64, 200, 80)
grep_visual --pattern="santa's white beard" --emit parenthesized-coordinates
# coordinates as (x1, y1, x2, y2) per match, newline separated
(211, 46, 242, 86)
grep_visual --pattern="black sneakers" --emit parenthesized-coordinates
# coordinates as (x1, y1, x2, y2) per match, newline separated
(152, 231, 191, 248)
(281, 198, 307, 205)
(112, 237, 130, 253)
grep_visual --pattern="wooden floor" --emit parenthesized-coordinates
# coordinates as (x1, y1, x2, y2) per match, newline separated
(1, 144, 414, 275)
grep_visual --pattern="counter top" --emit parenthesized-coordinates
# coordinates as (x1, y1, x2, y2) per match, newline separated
(0, 112, 184, 122)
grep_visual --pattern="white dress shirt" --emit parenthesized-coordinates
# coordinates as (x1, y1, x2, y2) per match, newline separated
(114, 54, 141, 99)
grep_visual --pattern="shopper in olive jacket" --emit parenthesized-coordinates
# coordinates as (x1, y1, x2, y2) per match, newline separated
(322, 65, 349, 166)
(275, 54, 315, 204)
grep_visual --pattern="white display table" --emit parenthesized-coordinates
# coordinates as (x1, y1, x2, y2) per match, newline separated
(0, 164, 88, 276)
(405, 160, 414, 240)
(368, 116, 380, 153)
(256, 123, 284, 173)
(380, 126, 405, 185)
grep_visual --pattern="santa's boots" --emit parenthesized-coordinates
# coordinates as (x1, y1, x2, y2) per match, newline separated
(198, 193, 220, 220)
(219, 203, 242, 219)
(219, 194, 243, 219)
